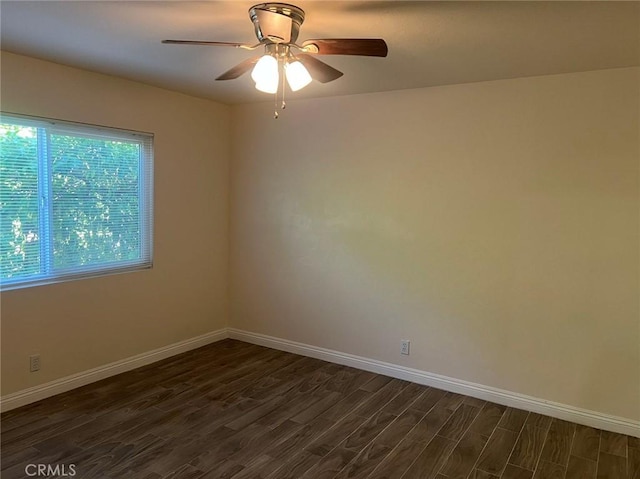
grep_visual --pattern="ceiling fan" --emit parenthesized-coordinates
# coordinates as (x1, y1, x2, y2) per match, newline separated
(162, 2, 388, 99)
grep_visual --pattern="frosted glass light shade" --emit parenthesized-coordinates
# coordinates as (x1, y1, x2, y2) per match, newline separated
(252, 55, 279, 93)
(285, 61, 312, 91)
(255, 79, 279, 94)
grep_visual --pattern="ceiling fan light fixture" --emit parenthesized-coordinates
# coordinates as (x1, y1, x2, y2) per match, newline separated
(251, 54, 278, 83)
(285, 60, 312, 91)
(255, 78, 279, 94)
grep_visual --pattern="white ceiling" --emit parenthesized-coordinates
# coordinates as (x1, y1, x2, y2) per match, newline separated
(1, 1, 638, 105)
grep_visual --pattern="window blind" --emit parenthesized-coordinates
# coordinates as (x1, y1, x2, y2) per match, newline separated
(0, 113, 153, 290)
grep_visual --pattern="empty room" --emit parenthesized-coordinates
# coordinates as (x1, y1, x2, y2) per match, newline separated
(0, 1, 638, 478)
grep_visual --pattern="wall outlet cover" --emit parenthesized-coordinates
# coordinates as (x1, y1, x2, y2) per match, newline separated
(29, 354, 41, 372)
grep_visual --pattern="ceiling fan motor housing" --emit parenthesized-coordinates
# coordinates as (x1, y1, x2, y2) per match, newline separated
(249, 3, 305, 44)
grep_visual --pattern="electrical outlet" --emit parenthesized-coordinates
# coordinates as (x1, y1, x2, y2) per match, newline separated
(30, 354, 41, 372)
(400, 340, 410, 355)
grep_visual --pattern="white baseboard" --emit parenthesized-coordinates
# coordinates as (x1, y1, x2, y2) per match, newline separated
(228, 328, 640, 438)
(3, 326, 638, 438)
(0, 328, 229, 412)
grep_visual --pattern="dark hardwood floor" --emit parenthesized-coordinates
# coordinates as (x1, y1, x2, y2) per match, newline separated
(1, 339, 638, 478)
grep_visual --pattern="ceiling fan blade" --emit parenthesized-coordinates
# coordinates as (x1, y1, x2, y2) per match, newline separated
(162, 40, 257, 50)
(301, 39, 388, 57)
(296, 54, 343, 83)
(216, 56, 261, 81)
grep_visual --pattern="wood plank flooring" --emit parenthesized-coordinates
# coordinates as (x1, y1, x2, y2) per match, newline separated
(1, 339, 638, 478)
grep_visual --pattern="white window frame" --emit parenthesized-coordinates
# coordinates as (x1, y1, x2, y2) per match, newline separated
(0, 112, 154, 290)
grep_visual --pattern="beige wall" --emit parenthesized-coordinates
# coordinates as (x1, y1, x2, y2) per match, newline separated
(2, 51, 638, 423)
(0, 52, 230, 394)
(230, 67, 640, 421)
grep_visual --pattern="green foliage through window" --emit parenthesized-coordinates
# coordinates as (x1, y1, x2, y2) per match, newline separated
(0, 114, 153, 289)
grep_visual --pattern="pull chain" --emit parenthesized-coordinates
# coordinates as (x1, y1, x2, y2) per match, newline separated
(274, 54, 280, 119)
(274, 91, 278, 119)
(273, 50, 288, 119)
(281, 61, 286, 111)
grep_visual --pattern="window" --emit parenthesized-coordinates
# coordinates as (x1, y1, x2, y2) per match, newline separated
(0, 113, 153, 290)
